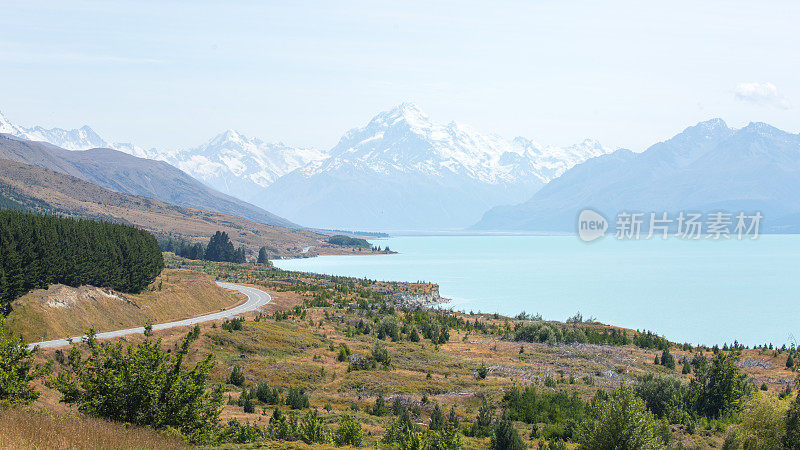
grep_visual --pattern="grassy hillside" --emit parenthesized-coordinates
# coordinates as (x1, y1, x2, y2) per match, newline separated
(6, 268, 241, 342)
(0, 158, 368, 258)
(0, 408, 187, 449)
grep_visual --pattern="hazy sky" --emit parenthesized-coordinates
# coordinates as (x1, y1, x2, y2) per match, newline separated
(1, 0, 798, 151)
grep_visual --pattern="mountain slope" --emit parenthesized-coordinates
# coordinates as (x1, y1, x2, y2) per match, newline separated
(0, 134, 298, 228)
(0, 158, 336, 257)
(263, 103, 612, 230)
(473, 119, 800, 232)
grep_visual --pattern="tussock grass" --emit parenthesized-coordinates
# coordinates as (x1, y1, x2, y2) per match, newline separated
(208, 321, 324, 358)
(0, 408, 187, 449)
(339, 369, 461, 396)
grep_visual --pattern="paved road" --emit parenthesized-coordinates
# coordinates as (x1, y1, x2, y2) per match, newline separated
(27, 282, 271, 349)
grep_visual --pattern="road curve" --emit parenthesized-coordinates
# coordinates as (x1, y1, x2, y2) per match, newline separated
(27, 281, 270, 349)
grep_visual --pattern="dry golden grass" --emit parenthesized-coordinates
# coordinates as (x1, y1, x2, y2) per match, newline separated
(0, 408, 187, 449)
(7, 269, 243, 342)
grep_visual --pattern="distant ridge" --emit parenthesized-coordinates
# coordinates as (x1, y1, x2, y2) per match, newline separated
(473, 119, 800, 233)
(0, 134, 299, 228)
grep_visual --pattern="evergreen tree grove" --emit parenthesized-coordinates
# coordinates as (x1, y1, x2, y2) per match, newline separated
(0, 210, 164, 315)
(204, 231, 246, 263)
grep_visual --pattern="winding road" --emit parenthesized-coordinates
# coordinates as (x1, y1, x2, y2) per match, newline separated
(27, 282, 271, 349)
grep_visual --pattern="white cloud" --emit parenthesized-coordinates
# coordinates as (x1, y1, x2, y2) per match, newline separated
(734, 82, 790, 109)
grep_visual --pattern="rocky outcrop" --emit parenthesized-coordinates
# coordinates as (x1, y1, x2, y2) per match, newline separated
(391, 291, 449, 307)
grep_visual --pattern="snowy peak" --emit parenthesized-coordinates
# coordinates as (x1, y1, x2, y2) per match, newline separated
(0, 110, 110, 150)
(208, 129, 255, 147)
(23, 124, 109, 150)
(262, 103, 617, 229)
(740, 121, 787, 137)
(162, 128, 328, 204)
(0, 110, 26, 135)
(324, 103, 613, 185)
(370, 102, 432, 131)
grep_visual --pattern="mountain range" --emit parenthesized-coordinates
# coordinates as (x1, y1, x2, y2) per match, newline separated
(0, 106, 613, 230)
(473, 119, 800, 233)
(7, 107, 800, 235)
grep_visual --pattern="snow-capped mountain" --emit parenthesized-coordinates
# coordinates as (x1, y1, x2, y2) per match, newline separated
(0, 110, 109, 150)
(512, 136, 615, 181)
(0, 109, 327, 207)
(161, 130, 327, 206)
(263, 103, 614, 230)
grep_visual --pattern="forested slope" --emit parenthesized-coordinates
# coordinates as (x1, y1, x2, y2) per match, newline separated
(0, 210, 163, 313)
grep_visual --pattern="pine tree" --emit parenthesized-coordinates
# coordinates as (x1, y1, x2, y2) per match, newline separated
(257, 247, 269, 264)
(234, 246, 246, 264)
(204, 231, 230, 261)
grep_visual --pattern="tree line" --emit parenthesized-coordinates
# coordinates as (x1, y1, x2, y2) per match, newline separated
(159, 231, 270, 264)
(0, 210, 163, 314)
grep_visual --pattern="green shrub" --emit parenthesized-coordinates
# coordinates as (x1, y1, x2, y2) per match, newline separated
(285, 387, 310, 410)
(476, 363, 488, 380)
(491, 417, 524, 450)
(729, 392, 789, 449)
(0, 317, 47, 405)
(337, 343, 351, 362)
(269, 408, 299, 441)
(660, 349, 676, 370)
(51, 328, 222, 444)
(334, 413, 364, 447)
(784, 389, 800, 449)
(501, 385, 583, 440)
(576, 384, 665, 450)
(371, 394, 389, 416)
(372, 341, 391, 366)
(299, 409, 330, 444)
(242, 396, 255, 413)
(689, 353, 751, 418)
(377, 316, 401, 341)
(633, 374, 682, 418)
(255, 382, 282, 404)
(228, 365, 245, 386)
(222, 317, 244, 332)
(218, 419, 263, 444)
(383, 407, 461, 449)
(469, 398, 494, 438)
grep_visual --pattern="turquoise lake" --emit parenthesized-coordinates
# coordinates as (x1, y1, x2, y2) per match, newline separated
(273, 235, 800, 347)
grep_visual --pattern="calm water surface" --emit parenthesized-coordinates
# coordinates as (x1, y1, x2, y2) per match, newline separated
(273, 235, 800, 346)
